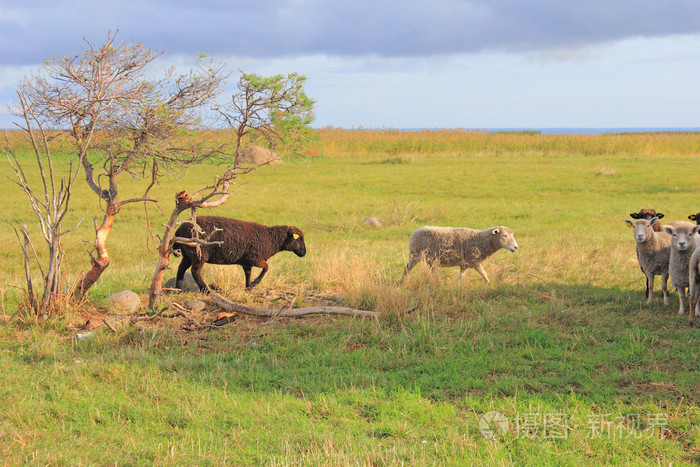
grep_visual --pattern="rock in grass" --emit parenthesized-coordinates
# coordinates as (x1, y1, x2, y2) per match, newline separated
(76, 331, 95, 342)
(238, 146, 283, 165)
(184, 299, 206, 312)
(164, 273, 199, 293)
(364, 216, 383, 229)
(106, 290, 141, 313)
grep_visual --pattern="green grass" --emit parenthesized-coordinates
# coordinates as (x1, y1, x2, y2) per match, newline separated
(1, 129, 699, 464)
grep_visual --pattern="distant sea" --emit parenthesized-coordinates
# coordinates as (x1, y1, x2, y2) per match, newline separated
(389, 127, 700, 135)
(487, 128, 700, 135)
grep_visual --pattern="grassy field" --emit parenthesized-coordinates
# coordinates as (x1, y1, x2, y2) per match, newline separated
(1, 129, 699, 464)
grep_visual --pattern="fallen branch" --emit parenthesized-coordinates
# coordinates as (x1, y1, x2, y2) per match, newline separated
(163, 310, 190, 319)
(102, 318, 117, 333)
(209, 293, 379, 322)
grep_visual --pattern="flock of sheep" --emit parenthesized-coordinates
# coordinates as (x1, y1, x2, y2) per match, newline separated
(626, 208, 700, 325)
(171, 208, 697, 326)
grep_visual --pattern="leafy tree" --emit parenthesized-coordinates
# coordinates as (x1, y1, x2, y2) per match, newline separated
(215, 72, 316, 162)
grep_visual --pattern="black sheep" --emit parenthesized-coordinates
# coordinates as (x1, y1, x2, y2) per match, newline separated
(173, 216, 306, 291)
(630, 208, 665, 231)
(688, 212, 700, 225)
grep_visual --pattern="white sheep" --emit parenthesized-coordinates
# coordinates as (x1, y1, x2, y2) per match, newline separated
(663, 221, 700, 315)
(400, 225, 519, 285)
(624, 216, 671, 305)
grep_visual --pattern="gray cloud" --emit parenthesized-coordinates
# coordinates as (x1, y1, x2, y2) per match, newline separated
(1, 0, 700, 65)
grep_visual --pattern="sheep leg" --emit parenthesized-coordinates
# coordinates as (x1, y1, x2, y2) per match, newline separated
(661, 272, 669, 305)
(646, 273, 655, 304)
(175, 255, 192, 291)
(190, 261, 209, 293)
(458, 267, 466, 285)
(690, 265, 699, 325)
(677, 287, 686, 315)
(248, 261, 269, 290)
(643, 274, 649, 298)
(475, 264, 490, 284)
(637, 251, 648, 297)
(399, 256, 418, 284)
(242, 265, 253, 289)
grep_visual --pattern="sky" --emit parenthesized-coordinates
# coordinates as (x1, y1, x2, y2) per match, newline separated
(1, 0, 699, 129)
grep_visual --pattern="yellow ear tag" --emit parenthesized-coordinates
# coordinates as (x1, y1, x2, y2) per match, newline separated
(293, 233, 300, 240)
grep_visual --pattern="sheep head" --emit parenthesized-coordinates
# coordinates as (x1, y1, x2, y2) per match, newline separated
(283, 227, 307, 257)
(664, 222, 700, 251)
(492, 227, 519, 252)
(630, 209, 664, 220)
(625, 217, 659, 243)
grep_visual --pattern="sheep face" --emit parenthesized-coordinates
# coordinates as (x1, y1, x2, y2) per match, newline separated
(625, 217, 658, 243)
(493, 227, 519, 252)
(282, 227, 307, 257)
(664, 223, 698, 251)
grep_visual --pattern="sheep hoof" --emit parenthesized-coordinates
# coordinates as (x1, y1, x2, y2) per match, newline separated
(689, 321, 698, 328)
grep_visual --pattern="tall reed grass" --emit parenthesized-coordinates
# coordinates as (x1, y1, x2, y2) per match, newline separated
(313, 127, 700, 158)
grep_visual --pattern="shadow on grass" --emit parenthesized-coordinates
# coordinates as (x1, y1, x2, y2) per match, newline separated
(67, 282, 700, 404)
(5, 281, 698, 407)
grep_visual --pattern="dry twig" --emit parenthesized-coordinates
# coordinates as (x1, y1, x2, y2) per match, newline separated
(102, 319, 117, 333)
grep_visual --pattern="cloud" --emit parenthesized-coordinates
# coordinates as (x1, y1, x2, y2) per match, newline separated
(2, 0, 700, 65)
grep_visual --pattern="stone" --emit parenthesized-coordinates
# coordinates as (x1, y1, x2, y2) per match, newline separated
(106, 290, 141, 313)
(184, 299, 206, 312)
(364, 216, 383, 229)
(238, 146, 283, 165)
(76, 331, 95, 342)
(164, 272, 200, 293)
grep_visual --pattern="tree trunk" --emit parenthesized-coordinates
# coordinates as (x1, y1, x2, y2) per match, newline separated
(147, 206, 186, 309)
(41, 239, 62, 314)
(74, 203, 117, 297)
(17, 225, 38, 315)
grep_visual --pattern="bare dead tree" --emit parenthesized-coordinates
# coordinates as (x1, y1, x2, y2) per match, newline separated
(17, 32, 227, 298)
(4, 90, 82, 317)
(214, 72, 316, 161)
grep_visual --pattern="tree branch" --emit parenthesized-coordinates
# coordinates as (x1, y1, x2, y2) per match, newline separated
(209, 293, 379, 321)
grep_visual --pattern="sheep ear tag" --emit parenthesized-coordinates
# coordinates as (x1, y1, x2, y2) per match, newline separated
(293, 233, 300, 240)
